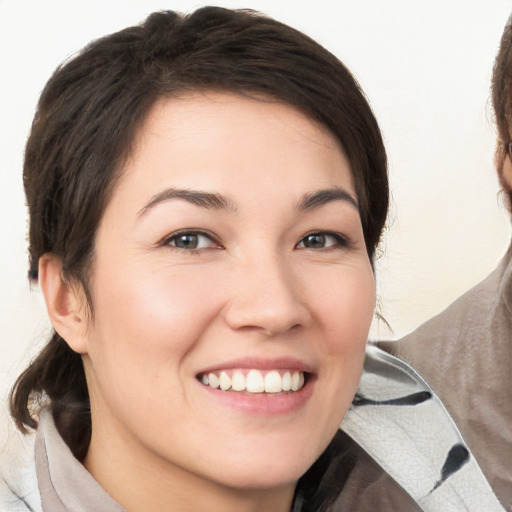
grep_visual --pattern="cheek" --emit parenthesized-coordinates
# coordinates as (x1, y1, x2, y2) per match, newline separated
(85, 264, 223, 387)
(312, 265, 375, 407)
(96, 261, 219, 333)
(316, 265, 375, 353)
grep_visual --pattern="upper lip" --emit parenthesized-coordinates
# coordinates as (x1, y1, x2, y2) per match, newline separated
(196, 356, 314, 376)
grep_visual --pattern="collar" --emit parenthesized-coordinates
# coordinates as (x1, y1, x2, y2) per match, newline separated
(342, 344, 505, 511)
(34, 408, 126, 512)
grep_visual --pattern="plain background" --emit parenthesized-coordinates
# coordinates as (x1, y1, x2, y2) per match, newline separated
(1, 0, 511, 406)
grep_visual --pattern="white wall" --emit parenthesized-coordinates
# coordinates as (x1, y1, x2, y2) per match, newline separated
(1, 0, 511, 405)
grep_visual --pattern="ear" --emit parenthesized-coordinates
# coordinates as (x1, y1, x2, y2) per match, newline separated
(38, 254, 90, 354)
(502, 155, 512, 192)
(496, 141, 512, 192)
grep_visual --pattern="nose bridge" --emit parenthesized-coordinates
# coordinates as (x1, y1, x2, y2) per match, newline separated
(224, 249, 308, 335)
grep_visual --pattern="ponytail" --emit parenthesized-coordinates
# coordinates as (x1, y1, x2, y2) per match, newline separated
(9, 332, 91, 460)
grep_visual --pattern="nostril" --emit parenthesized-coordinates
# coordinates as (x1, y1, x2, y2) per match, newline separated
(223, 299, 309, 336)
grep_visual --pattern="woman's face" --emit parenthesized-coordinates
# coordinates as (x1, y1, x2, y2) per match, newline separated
(78, 92, 375, 502)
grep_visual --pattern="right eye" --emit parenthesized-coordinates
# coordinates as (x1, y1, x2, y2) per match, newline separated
(164, 231, 218, 251)
(296, 231, 350, 250)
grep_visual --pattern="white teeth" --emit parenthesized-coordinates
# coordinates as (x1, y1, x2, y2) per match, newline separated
(290, 372, 301, 391)
(231, 372, 246, 391)
(200, 369, 306, 394)
(282, 371, 291, 391)
(208, 373, 220, 389)
(246, 369, 265, 393)
(219, 371, 231, 391)
(264, 370, 282, 393)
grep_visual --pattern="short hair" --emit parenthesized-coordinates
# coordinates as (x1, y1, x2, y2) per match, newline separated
(10, 8, 388, 500)
(491, 13, 512, 207)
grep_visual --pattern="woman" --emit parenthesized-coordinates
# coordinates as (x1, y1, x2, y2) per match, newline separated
(1, 7, 501, 512)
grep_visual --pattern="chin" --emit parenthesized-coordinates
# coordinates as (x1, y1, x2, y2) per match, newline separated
(210, 445, 322, 491)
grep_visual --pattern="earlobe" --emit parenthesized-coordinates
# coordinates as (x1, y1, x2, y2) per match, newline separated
(38, 254, 89, 354)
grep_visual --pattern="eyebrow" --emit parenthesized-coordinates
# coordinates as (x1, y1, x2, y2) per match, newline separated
(138, 185, 358, 218)
(297, 187, 359, 211)
(138, 188, 238, 217)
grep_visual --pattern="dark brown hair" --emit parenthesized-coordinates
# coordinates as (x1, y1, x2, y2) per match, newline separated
(492, 13, 512, 207)
(10, 7, 388, 509)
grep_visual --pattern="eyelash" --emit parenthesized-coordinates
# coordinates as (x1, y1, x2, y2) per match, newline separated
(161, 229, 351, 253)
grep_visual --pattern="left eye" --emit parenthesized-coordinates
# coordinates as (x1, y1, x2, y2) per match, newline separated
(297, 232, 345, 249)
(166, 232, 216, 250)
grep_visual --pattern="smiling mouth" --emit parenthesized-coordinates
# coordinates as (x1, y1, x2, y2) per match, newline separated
(198, 369, 306, 394)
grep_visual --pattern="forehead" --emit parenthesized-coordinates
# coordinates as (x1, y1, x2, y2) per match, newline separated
(114, 91, 354, 206)
(139, 91, 344, 154)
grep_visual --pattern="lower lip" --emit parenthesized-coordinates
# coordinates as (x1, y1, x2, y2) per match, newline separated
(198, 376, 315, 415)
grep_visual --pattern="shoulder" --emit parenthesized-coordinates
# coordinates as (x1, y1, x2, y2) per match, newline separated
(0, 422, 41, 512)
(379, 253, 508, 363)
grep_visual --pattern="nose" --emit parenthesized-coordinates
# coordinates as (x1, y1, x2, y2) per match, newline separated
(223, 254, 311, 336)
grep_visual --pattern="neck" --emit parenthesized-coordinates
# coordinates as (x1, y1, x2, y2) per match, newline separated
(84, 421, 296, 512)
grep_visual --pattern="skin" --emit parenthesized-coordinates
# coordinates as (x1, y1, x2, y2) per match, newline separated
(41, 92, 376, 512)
(502, 145, 512, 194)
